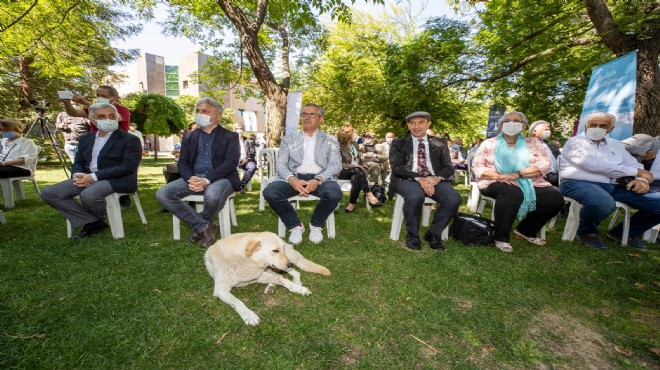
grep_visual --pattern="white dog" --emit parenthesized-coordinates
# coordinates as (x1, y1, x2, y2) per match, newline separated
(204, 231, 331, 326)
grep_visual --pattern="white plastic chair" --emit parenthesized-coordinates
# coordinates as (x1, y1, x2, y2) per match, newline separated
(172, 193, 237, 240)
(258, 148, 278, 211)
(477, 189, 552, 239)
(277, 195, 336, 239)
(0, 175, 40, 208)
(66, 192, 147, 239)
(389, 194, 448, 241)
(643, 224, 659, 243)
(336, 179, 371, 210)
(562, 197, 631, 246)
(453, 169, 469, 186)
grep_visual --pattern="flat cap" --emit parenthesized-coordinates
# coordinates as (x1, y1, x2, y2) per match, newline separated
(406, 111, 431, 122)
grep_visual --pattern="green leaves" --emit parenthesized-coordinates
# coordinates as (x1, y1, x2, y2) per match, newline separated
(131, 94, 187, 135)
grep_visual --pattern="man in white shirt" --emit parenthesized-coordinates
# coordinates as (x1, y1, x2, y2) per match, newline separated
(559, 112, 658, 250)
(263, 104, 342, 245)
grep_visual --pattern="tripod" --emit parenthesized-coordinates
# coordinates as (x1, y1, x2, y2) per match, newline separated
(26, 111, 71, 178)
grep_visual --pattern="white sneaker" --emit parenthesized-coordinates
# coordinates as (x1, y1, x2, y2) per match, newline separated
(288, 224, 305, 245)
(309, 223, 323, 244)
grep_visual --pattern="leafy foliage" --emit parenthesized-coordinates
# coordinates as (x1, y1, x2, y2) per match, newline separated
(0, 0, 142, 118)
(131, 94, 187, 135)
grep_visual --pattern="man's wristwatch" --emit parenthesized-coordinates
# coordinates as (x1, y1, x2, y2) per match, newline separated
(315, 176, 323, 185)
(203, 178, 211, 185)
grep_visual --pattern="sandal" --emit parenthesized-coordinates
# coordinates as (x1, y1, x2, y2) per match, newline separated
(513, 230, 546, 246)
(495, 241, 513, 253)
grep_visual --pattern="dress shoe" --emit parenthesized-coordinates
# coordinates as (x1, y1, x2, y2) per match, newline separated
(119, 195, 131, 209)
(189, 229, 203, 243)
(424, 230, 445, 251)
(72, 220, 109, 239)
(405, 232, 422, 250)
(200, 223, 219, 248)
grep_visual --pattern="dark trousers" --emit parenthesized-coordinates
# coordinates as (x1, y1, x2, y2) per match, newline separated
(0, 166, 31, 178)
(338, 167, 370, 204)
(481, 183, 564, 242)
(263, 174, 342, 229)
(395, 179, 462, 238)
(239, 160, 257, 187)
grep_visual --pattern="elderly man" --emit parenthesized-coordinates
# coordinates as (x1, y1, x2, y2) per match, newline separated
(388, 111, 462, 251)
(560, 112, 659, 250)
(528, 120, 561, 186)
(234, 123, 257, 193)
(156, 97, 240, 248)
(41, 103, 142, 239)
(622, 134, 660, 191)
(263, 103, 342, 245)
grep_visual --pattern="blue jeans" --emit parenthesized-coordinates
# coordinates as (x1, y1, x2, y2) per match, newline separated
(239, 160, 257, 188)
(155, 178, 234, 232)
(263, 176, 342, 229)
(560, 180, 660, 238)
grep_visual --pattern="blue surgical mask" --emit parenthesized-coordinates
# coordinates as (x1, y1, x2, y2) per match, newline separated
(96, 119, 118, 133)
(453, 144, 460, 150)
(96, 97, 111, 104)
(1, 131, 16, 139)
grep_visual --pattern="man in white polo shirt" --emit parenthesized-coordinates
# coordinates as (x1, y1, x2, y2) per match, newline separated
(560, 112, 658, 250)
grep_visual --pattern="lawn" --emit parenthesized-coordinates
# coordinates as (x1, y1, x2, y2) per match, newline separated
(1, 158, 658, 369)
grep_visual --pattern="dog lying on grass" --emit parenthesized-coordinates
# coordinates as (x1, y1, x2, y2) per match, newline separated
(204, 231, 331, 326)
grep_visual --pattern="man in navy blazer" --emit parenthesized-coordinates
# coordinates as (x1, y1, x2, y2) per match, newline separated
(388, 111, 461, 251)
(156, 97, 240, 248)
(41, 103, 142, 239)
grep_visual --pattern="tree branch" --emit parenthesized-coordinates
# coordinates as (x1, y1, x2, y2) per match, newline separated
(585, 0, 635, 55)
(22, 2, 78, 54)
(0, 0, 39, 34)
(505, 13, 570, 52)
(265, 20, 291, 89)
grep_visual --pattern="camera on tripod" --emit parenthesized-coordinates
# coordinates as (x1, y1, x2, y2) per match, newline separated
(29, 99, 49, 114)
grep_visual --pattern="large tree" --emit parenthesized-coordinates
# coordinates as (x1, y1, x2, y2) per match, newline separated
(0, 0, 141, 118)
(452, 0, 659, 135)
(161, 0, 381, 146)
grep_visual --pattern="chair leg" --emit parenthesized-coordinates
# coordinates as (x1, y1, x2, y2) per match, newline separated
(13, 180, 26, 200)
(0, 210, 6, 224)
(277, 217, 286, 238)
(105, 193, 125, 239)
(562, 199, 582, 241)
(421, 202, 432, 227)
(620, 207, 630, 246)
(131, 193, 148, 224)
(66, 219, 73, 238)
(218, 203, 232, 239)
(229, 197, 237, 226)
(173, 215, 181, 240)
(326, 212, 336, 239)
(389, 195, 405, 240)
(0, 178, 15, 208)
(31, 178, 41, 195)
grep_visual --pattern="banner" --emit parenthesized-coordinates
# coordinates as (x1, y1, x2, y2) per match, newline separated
(285, 92, 303, 136)
(243, 110, 257, 132)
(486, 104, 506, 138)
(577, 51, 637, 140)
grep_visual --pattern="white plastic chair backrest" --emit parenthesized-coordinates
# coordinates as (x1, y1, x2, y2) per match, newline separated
(259, 148, 278, 179)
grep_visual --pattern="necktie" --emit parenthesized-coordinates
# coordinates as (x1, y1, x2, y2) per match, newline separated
(417, 139, 430, 177)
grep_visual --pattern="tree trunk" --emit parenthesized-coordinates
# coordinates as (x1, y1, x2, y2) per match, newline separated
(264, 88, 287, 145)
(585, 0, 660, 136)
(17, 55, 33, 111)
(154, 134, 159, 161)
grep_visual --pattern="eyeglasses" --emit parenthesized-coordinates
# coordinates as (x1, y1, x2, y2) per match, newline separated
(300, 112, 320, 118)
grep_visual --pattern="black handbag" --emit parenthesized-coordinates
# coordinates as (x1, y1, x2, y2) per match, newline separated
(449, 212, 495, 246)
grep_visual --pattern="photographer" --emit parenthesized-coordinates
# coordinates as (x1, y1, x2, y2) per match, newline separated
(58, 85, 130, 133)
(559, 112, 659, 250)
(56, 106, 90, 163)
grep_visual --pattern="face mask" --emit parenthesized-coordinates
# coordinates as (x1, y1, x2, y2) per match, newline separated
(586, 127, 607, 141)
(453, 144, 460, 150)
(236, 129, 244, 135)
(195, 114, 213, 128)
(541, 130, 551, 140)
(501, 121, 523, 136)
(96, 97, 111, 104)
(386, 138, 393, 144)
(96, 119, 118, 132)
(2, 131, 16, 139)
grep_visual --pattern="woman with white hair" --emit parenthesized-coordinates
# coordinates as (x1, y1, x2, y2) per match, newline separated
(0, 118, 38, 179)
(472, 111, 564, 252)
(528, 120, 561, 186)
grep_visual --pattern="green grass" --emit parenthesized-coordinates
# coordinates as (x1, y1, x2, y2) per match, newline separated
(1, 158, 658, 369)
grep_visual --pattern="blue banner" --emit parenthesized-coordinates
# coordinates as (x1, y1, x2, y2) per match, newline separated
(486, 104, 505, 138)
(578, 51, 637, 140)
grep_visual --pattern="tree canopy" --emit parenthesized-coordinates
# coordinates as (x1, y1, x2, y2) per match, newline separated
(0, 0, 142, 118)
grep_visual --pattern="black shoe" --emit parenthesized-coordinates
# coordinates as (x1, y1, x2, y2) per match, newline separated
(424, 230, 446, 251)
(158, 207, 170, 214)
(577, 234, 608, 250)
(201, 223, 219, 249)
(73, 220, 109, 239)
(405, 233, 422, 250)
(119, 195, 131, 209)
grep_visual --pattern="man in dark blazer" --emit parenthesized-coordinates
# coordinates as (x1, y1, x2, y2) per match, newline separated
(156, 97, 240, 248)
(41, 103, 142, 239)
(388, 111, 462, 251)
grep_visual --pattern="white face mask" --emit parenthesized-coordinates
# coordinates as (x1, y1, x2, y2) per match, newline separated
(586, 127, 607, 141)
(96, 119, 118, 133)
(386, 138, 393, 144)
(236, 129, 244, 135)
(541, 130, 551, 140)
(501, 121, 523, 136)
(96, 97, 111, 104)
(195, 114, 213, 128)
